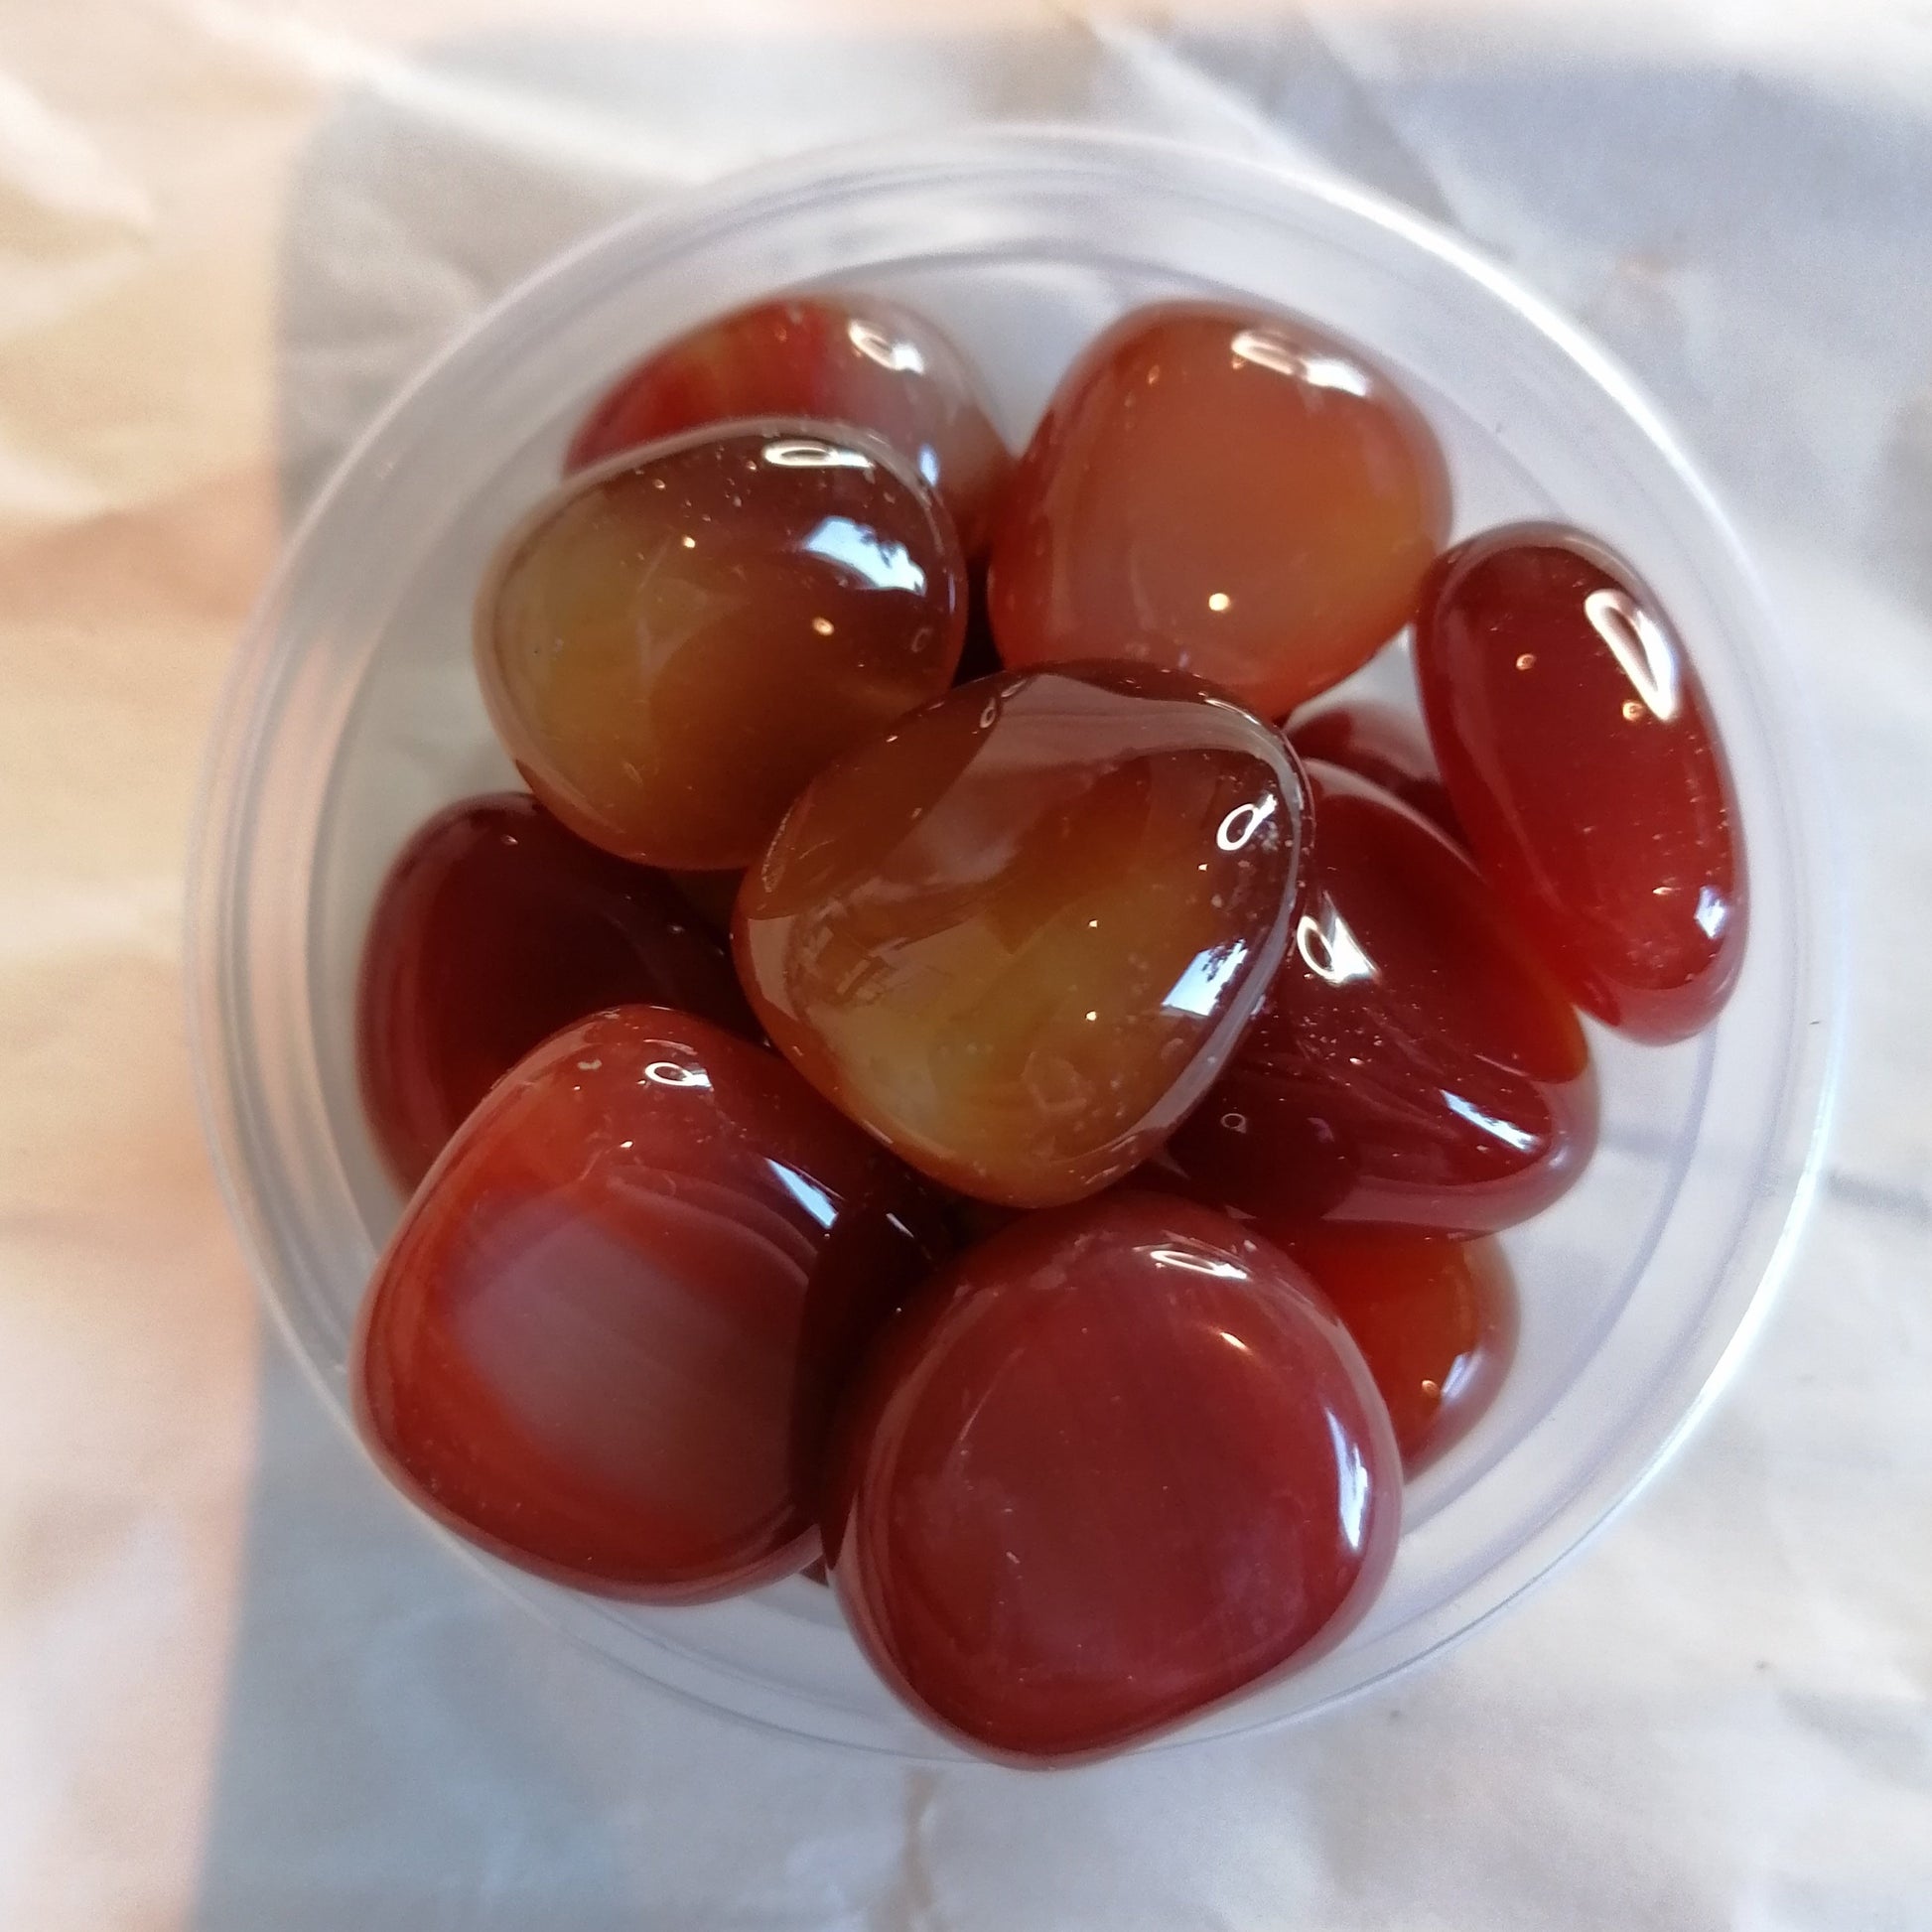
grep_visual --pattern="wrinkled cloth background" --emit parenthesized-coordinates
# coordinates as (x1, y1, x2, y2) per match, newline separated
(3, 3, 1930, 1927)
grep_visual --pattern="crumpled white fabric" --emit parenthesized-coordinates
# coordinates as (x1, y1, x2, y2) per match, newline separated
(2, 5, 1929, 1928)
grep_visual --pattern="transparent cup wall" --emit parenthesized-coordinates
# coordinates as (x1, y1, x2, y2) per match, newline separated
(189, 130, 1841, 1757)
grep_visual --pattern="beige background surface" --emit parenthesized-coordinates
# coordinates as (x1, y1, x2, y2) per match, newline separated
(2, 4, 1929, 1927)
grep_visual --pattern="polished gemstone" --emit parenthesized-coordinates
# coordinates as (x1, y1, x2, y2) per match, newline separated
(988, 301, 1449, 716)
(355, 792, 753, 1190)
(736, 663, 1308, 1206)
(1416, 523, 1746, 1040)
(1265, 1225, 1516, 1471)
(566, 294, 1012, 555)
(1157, 760, 1596, 1233)
(1289, 697, 1461, 843)
(826, 1192, 1400, 1762)
(478, 423, 966, 870)
(354, 1008, 947, 1601)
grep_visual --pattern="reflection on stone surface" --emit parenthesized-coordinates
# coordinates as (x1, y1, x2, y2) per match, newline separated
(736, 663, 1307, 1207)
(477, 424, 966, 871)
(988, 301, 1449, 718)
(1417, 523, 1746, 1041)
(1157, 760, 1596, 1234)
(355, 1008, 945, 1600)
(356, 792, 754, 1189)
(1262, 1225, 1518, 1472)
(567, 294, 1012, 558)
(826, 1192, 1399, 1762)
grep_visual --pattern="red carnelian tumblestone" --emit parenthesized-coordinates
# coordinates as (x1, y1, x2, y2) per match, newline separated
(1416, 524, 1746, 1041)
(1266, 1226, 1517, 1472)
(355, 792, 753, 1191)
(988, 301, 1449, 716)
(354, 1008, 946, 1601)
(477, 423, 966, 871)
(1157, 760, 1596, 1234)
(566, 294, 1013, 556)
(1290, 698, 1462, 843)
(826, 1192, 1400, 1763)
(735, 664, 1308, 1207)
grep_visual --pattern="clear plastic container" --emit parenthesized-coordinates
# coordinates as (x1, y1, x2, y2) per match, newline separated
(187, 126, 1843, 1757)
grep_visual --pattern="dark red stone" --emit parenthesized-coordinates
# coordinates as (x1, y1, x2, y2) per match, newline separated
(354, 1008, 947, 1601)
(566, 293, 1012, 556)
(1266, 1226, 1516, 1472)
(1416, 524, 1746, 1040)
(826, 1192, 1399, 1762)
(1289, 698, 1461, 843)
(1157, 760, 1596, 1234)
(355, 792, 753, 1190)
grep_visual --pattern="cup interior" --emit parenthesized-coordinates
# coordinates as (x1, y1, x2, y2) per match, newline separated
(189, 128, 1841, 1756)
